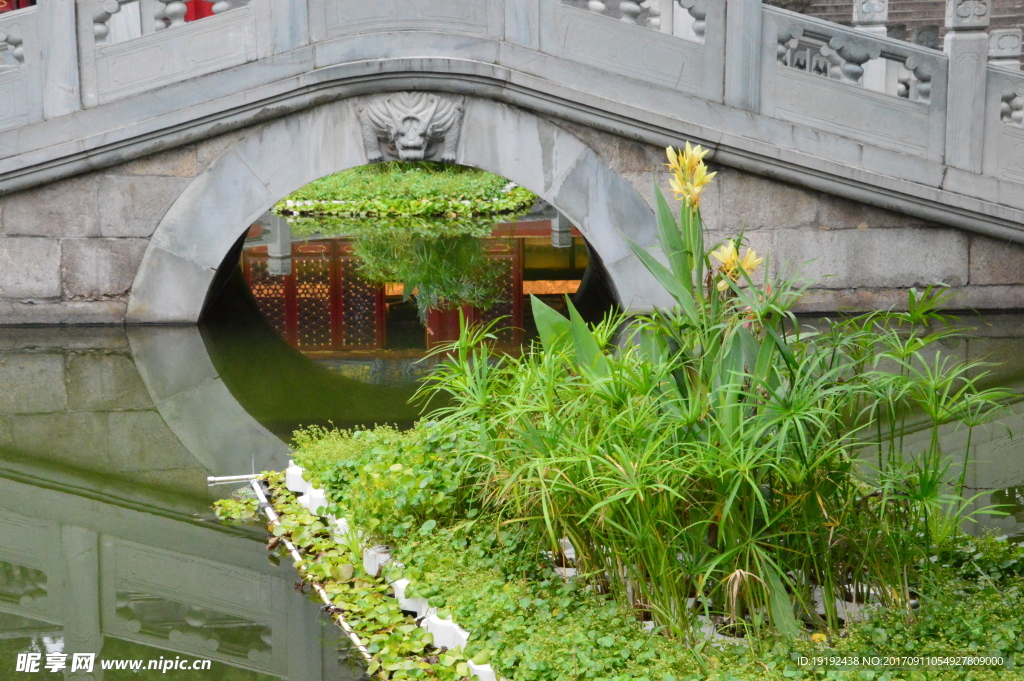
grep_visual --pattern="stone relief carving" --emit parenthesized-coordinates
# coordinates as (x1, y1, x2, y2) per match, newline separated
(1001, 83, 1024, 125)
(945, 0, 990, 30)
(852, 0, 888, 26)
(359, 92, 465, 164)
(0, 24, 24, 63)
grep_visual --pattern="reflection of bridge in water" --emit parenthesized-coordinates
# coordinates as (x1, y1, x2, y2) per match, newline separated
(0, 324, 411, 679)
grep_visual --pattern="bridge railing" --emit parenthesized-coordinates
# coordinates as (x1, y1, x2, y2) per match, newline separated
(0, 5, 41, 133)
(0, 0, 1022, 195)
(760, 6, 949, 164)
(75, 0, 260, 107)
(984, 64, 1024, 189)
(538, 0, 725, 102)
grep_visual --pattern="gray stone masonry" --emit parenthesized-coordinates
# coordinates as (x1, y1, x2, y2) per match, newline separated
(0, 144, 202, 324)
(582, 125, 1024, 311)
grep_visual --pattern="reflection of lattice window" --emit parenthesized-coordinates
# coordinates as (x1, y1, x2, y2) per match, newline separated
(0, 560, 47, 606)
(246, 259, 288, 339)
(295, 258, 332, 350)
(114, 590, 272, 663)
(338, 259, 381, 348)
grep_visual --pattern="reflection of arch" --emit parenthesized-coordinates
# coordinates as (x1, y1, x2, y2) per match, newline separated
(127, 326, 293, 477)
(127, 96, 670, 324)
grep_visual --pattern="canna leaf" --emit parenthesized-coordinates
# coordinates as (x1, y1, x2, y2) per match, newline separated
(626, 238, 700, 325)
(530, 294, 571, 353)
(764, 567, 802, 639)
(653, 180, 692, 293)
(567, 297, 610, 378)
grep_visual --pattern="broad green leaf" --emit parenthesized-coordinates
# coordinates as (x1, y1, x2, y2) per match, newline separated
(530, 294, 571, 352)
(567, 297, 610, 378)
(626, 238, 700, 325)
(764, 567, 802, 639)
(653, 180, 691, 293)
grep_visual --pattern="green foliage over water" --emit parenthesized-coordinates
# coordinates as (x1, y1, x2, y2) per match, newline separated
(274, 162, 537, 218)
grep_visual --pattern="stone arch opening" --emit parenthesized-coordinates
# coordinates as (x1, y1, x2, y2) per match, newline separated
(127, 94, 670, 324)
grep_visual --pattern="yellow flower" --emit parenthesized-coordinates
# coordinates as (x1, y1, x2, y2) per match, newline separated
(665, 144, 716, 208)
(711, 242, 739, 271)
(811, 633, 828, 644)
(717, 278, 730, 292)
(740, 248, 764, 273)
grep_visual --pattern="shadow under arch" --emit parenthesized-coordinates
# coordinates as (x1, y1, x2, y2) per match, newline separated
(127, 94, 670, 324)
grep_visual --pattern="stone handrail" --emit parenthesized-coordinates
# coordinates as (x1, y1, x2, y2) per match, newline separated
(0, 5, 41, 132)
(761, 7, 949, 163)
(2, 0, 1024, 243)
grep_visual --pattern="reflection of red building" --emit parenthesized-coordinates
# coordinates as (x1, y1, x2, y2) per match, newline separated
(243, 238, 524, 353)
(0, 0, 34, 13)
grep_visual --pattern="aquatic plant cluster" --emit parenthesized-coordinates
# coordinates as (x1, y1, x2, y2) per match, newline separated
(219, 146, 1024, 679)
(273, 162, 537, 219)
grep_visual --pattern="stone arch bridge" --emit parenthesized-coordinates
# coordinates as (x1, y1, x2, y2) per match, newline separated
(2, 0, 1024, 324)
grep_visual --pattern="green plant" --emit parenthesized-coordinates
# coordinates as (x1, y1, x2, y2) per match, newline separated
(275, 162, 536, 219)
(416, 144, 1011, 647)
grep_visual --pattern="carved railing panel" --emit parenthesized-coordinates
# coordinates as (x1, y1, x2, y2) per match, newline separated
(76, 0, 258, 107)
(310, 0, 504, 44)
(762, 6, 948, 163)
(100, 538, 283, 675)
(539, 0, 725, 101)
(558, 0, 664, 31)
(0, 5, 39, 132)
(983, 67, 1024, 183)
(0, 512, 61, 624)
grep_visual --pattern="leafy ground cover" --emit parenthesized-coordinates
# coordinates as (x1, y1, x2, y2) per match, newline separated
(274, 162, 537, 219)
(219, 146, 1024, 680)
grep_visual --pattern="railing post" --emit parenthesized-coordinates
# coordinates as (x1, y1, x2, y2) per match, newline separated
(724, 0, 762, 112)
(38, 0, 81, 118)
(943, 0, 991, 173)
(989, 28, 1022, 69)
(505, 0, 540, 50)
(852, 0, 889, 92)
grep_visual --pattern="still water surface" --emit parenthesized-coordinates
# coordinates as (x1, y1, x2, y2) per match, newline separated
(1, 226, 1023, 677)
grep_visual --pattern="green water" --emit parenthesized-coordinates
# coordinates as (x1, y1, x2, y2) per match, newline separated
(0, 265, 1022, 678)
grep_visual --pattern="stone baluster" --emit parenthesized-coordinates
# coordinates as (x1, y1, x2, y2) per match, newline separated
(1001, 84, 1024, 125)
(989, 29, 1023, 70)
(903, 54, 933, 103)
(944, 0, 991, 172)
(159, 0, 188, 28)
(852, 0, 888, 92)
(587, 0, 608, 14)
(619, 1, 642, 23)
(678, 0, 706, 41)
(0, 26, 24, 64)
(91, 0, 122, 44)
(642, 0, 662, 30)
(826, 34, 881, 84)
(152, 2, 168, 31)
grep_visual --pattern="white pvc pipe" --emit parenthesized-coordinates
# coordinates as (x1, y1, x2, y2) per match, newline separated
(249, 480, 373, 666)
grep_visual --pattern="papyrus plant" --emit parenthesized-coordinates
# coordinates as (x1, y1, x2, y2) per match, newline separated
(422, 145, 1010, 647)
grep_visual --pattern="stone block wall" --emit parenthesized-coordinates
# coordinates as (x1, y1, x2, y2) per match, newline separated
(567, 123, 1024, 312)
(0, 141, 233, 324)
(0, 327, 209, 498)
